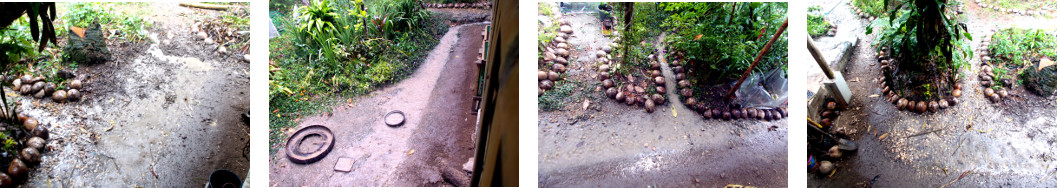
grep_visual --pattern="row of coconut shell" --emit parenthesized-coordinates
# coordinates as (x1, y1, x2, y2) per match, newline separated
(876, 49, 962, 113)
(977, 33, 1012, 103)
(604, 49, 668, 113)
(0, 113, 51, 186)
(816, 101, 842, 129)
(539, 19, 574, 95)
(663, 50, 788, 121)
(600, 50, 667, 113)
(421, 2, 492, 9)
(847, 3, 877, 20)
(975, 0, 1052, 16)
(9, 75, 84, 103)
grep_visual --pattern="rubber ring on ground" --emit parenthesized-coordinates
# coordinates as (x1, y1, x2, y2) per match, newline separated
(385, 110, 406, 127)
(285, 125, 334, 164)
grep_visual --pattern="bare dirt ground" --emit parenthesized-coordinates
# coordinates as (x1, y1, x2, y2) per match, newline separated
(538, 12, 788, 187)
(808, 0, 1057, 186)
(268, 22, 486, 186)
(16, 3, 249, 187)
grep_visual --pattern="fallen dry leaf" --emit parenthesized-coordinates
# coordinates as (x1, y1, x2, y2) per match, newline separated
(407, 149, 415, 156)
(582, 98, 590, 111)
(878, 133, 889, 140)
(1040, 58, 1054, 70)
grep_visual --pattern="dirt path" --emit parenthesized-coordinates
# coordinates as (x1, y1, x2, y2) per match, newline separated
(808, 0, 1057, 186)
(269, 23, 485, 186)
(538, 13, 787, 187)
(20, 3, 249, 187)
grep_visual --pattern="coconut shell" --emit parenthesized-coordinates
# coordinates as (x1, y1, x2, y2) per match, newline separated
(20, 84, 32, 95)
(596, 50, 606, 58)
(606, 88, 618, 98)
(20, 148, 39, 164)
(644, 99, 656, 113)
(656, 86, 666, 94)
(826, 102, 837, 110)
(553, 62, 567, 73)
(652, 94, 665, 105)
(757, 110, 766, 120)
(540, 80, 553, 90)
(599, 65, 610, 72)
(548, 71, 560, 81)
(31, 81, 43, 93)
(952, 89, 962, 97)
(651, 70, 662, 77)
(615, 91, 626, 102)
(555, 56, 568, 64)
(625, 95, 637, 106)
(673, 66, 684, 73)
(600, 72, 610, 80)
(821, 111, 833, 118)
(954, 83, 962, 90)
(52, 90, 67, 103)
(988, 93, 1001, 102)
(27, 137, 45, 150)
(31, 123, 48, 140)
(11, 79, 21, 91)
(731, 109, 742, 119)
(939, 99, 950, 109)
(678, 80, 690, 88)
(0, 173, 10, 187)
(820, 118, 832, 128)
(538, 71, 547, 80)
(984, 88, 995, 96)
(702, 107, 713, 119)
(634, 86, 645, 94)
(747, 108, 758, 118)
(68, 89, 81, 101)
(695, 103, 707, 113)
(7, 159, 26, 180)
(916, 101, 927, 113)
(686, 98, 697, 107)
(712, 109, 723, 120)
(654, 77, 665, 85)
(680, 88, 693, 97)
(675, 73, 685, 80)
(780, 108, 788, 118)
(23, 117, 38, 131)
(998, 88, 1008, 98)
(948, 98, 959, 105)
(33, 89, 45, 99)
(928, 101, 939, 112)
(722, 111, 732, 120)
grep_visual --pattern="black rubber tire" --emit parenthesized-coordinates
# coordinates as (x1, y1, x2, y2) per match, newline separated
(385, 110, 406, 127)
(285, 125, 334, 164)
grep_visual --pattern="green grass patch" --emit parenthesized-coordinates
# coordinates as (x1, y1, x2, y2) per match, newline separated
(852, 0, 886, 17)
(808, 5, 831, 38)
(269, 0, 449, 155)
(61, 2, 153, 43)
(980, 0, 1057, 11)
(989, 28, 1057, 66)
(539, 80, 583, 111)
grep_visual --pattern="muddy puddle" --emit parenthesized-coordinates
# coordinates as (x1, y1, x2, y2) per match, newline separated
(538, 10, 787, 187)
(808, 0, 1057, 186)
(9, 3, 249, 187)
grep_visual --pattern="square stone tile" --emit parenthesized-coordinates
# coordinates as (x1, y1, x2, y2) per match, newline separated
(334, 157, 354, 172)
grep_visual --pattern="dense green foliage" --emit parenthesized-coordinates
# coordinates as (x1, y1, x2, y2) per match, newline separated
(808, 5, 831, 38)
(867, 0, 971, 100)
(660, 2, 788, 82)
(853, 0, 886, 17)
(980, 0, 1057, 11)
(63, 3, 152, 42)
(0, 18, 41, 64)
(989, 28, 1057, 66)
(269, 0, 448, 153)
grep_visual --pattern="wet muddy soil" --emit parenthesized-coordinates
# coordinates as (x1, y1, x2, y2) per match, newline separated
(808, 0, 1057, 186)
(538, 12, 787, 187)
(18, 3, 249, 187)
(268, 22, 486, 186)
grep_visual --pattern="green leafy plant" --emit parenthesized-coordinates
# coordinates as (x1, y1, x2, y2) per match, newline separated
(808, 5, 831, 37)
(660, 2, 788, 82)
(64, 3, 151, 42)
(852, 0, 886, 17)
(297, 0, 339, 44)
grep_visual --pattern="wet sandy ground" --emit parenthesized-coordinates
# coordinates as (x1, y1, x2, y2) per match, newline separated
(538, 11, 787, 187)
(20, 3, 249, 187)
(808, 0, 1057, 186)
(269, 23, 486, 186)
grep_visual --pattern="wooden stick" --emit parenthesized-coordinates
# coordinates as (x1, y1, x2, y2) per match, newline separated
(726, 19, 788, 100)
(179, 2, 232, 11)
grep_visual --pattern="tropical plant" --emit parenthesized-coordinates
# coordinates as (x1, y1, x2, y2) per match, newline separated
(808, 5, 831, 37)
(867, 0, 971, 99)
(297, 0, 339, 43)
(660, 2, 788, 82)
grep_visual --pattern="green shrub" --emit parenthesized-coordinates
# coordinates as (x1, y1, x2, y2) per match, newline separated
(64, 3, 151, 42)
(808, 5, 831, 37)
(661, 2, 788, 82)
(852, 0, 886, 17)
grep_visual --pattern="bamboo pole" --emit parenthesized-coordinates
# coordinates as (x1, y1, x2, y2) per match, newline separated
(179, 2, 233, 11)
(725, 19, 788, 100)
